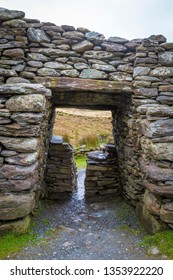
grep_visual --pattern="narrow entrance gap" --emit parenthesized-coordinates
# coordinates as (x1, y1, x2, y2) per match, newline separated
(52, 107, 114, 202)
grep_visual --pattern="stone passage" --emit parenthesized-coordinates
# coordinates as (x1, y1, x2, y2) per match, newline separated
(1, 6, 173, 233)
(85, 144, 119, 198)
(45, 136, 77, 199)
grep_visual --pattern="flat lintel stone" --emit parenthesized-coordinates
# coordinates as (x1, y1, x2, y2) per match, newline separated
(33, 77, 133, 93)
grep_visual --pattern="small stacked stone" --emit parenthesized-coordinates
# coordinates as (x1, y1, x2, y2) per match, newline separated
(85, 144, 119, 198)
(45, 136, 77, 199)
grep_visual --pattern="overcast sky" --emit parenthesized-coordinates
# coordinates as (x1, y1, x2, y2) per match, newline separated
(1, 0, 173, 41)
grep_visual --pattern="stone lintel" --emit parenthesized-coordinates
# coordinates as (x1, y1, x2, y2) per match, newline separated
(34, 77, 133, 93)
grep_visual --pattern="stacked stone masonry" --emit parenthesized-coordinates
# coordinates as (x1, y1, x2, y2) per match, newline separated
(0, 7, 173, 233)
(45, 136, 77, 200)
(85, 144, 119, 198)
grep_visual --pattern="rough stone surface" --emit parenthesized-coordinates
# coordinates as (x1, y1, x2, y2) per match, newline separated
(0, 8, 25, 20)
(79, 69, 108, 79)
(27, 27, 50, 43)
(0, 7, 173, 233)
(5, 94, 46, 112)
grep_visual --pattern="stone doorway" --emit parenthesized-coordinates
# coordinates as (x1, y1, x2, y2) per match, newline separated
(45, 106, 117, 201)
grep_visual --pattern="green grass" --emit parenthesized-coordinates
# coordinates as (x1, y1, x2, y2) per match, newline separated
(74, 156, 87, 169)
(0, 230, 38, 259)
(79, 133, 99, 148)
(141, 230, 173, 259)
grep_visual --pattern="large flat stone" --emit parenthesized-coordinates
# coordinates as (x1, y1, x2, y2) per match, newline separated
(0, 137, 39, 152)
(0, 83, 51, 96)
(34, 77, 133, 93)
(5, 94, 46, 112)
(5, 152, 38, 166)
(140, 158, 173, 181)
(140, 119, 173, 138)
(0, 163, 38, 179)
(0, 8, 25, 20)
(0, 193, 35, 220)
(143, 180, 173, 198)
(0, 173, 38, 192)
(141, 137, 173, 161)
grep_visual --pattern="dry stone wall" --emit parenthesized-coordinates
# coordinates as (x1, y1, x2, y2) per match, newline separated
(45, 136, 77, 200)
(0, 7, 173, 233)
(85, 144, 119, 198)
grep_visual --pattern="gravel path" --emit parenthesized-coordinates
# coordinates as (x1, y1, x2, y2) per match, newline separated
(9, 169, 159, 260)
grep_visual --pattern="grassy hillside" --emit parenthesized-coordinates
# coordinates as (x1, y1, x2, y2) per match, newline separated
(53, 109, 114, 148)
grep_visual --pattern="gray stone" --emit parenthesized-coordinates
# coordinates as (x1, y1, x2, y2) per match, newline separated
(133, 66, 150, 77)
(146, 105, 173, 118)
(63, 31, 84, 40)
(0, 109, 11, 117)
(0, 41, 26, 50)
(92, 64, 116, 72)
(6, 77, 30, 84)
(0, 173, 38, 192)
(117, 64, 133, 73)
(158, 52, 173, 66)
(1, 150, 18, 156)
(141, 137, 173, 161)
(156, 95, 173, 105)
(141, 119, 173, 138)
(27, 27, 50, 43)
(140, 158, 173, 181)
(83, 50, 115, 60)
(160, 43, 173, 50)
(6, 94, 46, 112)
(150, 67, 173, 77)
(79, 69, 108, 79)
(85, 31, 105, 44)
(101, 42, 127, 52)
(0, 162, 38, 180)
(109, 72, 132, 81)
(72, 40, 93, 52)
(0, 68, 17, 77)
(60, 69, 79, 77)
(5, 152, 38, 166)
(74, 63, 89, 70)
(108, 36, 129, 44)
(27, 60, 43, 68)
(31, 48, 78, 57)
(3, 48, 24, 58)
(11, 112, 44, 124)
(44, 62, 73, 70)
(0, 193, 35, 220)
(37, 68, 60, 76)
(0, 83, 51, 96)
(61, 25, 75, 31)
(27, 53, 50, 62)
(134, 87, 158, 97)
(0, 8, 25, 21)
(0, 137, 39, 152)
(1, 19, 27, 28)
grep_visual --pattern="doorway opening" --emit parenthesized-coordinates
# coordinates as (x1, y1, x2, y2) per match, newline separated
(47, 107, 115, 201)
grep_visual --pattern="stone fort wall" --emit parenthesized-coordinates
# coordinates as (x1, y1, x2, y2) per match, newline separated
(1, 7, 173, 233)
